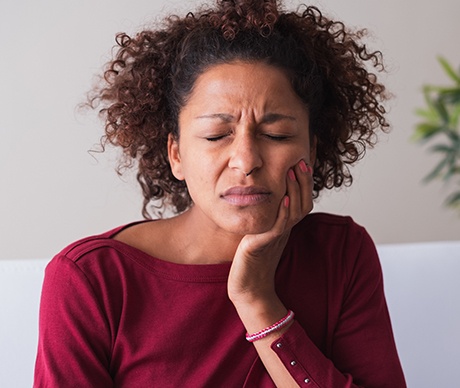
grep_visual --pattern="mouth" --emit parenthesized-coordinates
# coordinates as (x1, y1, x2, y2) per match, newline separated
(220, 186, 272, 206)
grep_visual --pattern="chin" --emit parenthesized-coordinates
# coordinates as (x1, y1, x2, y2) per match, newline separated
(222, 212, 276, 236)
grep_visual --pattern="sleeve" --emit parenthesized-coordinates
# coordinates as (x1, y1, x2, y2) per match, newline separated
(270, 227, 406, 388)
(34, 255, 114, 387)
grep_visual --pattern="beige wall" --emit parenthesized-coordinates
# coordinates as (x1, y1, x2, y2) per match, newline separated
(308, 0, 460, 243)
(1, 0, 459, 260)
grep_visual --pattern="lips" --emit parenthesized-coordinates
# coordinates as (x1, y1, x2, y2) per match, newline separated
(221, 186, 271, 206)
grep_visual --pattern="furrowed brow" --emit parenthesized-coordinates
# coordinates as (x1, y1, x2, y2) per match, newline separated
(195, 113, 234, 122)
(194, 112, 296, 124)
(261, 113, 297, 124)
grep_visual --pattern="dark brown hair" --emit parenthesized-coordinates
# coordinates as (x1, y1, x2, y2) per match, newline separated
(91, 0, 389, 218)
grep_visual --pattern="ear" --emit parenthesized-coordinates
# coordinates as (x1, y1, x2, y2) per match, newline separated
(168, 133, 185, 181)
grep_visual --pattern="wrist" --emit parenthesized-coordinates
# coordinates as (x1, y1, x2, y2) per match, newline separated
(232, 297, 290, 339)
(246, 310, 295, 342)
(229, 290, 279, 315)
(228, 280, 278, 304)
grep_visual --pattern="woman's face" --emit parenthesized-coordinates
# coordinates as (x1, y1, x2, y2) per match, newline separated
(169, 61, 315, 236)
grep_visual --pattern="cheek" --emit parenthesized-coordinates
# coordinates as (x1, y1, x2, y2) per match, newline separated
(277, 147, 308, 171)
(271, 146, 310, 188)
(290, 143, 313, 167)
(181, 151, 220, 190)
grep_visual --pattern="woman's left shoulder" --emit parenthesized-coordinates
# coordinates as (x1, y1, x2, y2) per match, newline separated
(292, 212, 377, 258)
(296, 212, 367, 237)
(290, 213, 380, 275)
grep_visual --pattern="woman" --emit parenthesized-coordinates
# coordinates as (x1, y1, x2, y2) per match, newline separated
(34, 0, 406, 386)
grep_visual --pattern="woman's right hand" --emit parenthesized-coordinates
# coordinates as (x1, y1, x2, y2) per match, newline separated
(227, 159, 313, 388)
(227, 159, 314, 308)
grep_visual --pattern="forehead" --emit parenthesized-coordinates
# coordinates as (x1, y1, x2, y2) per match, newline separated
(182, 61, 308, 115)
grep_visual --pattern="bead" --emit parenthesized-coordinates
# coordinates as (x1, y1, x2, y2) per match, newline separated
(304, 378, 310, 383)
(246, 310, 295, 342)
(290, 360, 297, 366)
(276, 342, 282, 348)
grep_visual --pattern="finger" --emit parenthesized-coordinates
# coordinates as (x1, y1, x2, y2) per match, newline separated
(294, 160, 314, 215)
(286, 166, 303, 228)
(268, 194, 290, 238)
(240, 194, 290, 256)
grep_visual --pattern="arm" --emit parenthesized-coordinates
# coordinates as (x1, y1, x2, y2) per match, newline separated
(268, 230, 406, 387)
(34, 255, 113, 387)
(228, 161, 406, 387)
(228, 159, 314, 387)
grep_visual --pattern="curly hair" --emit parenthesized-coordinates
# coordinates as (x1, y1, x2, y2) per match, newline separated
(90, 0, 389, 218)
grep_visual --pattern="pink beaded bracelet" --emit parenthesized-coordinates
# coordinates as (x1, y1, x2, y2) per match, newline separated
(245, 310, 295, 342)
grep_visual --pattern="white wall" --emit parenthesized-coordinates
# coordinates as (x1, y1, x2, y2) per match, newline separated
(1, 0, 459, 260)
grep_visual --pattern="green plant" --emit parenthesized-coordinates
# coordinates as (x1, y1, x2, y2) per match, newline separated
(414, 57, 460, 209)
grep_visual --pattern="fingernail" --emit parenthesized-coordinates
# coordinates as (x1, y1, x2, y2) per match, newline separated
(284, 196, 290, 207)
(307, 165, 313, 175)
(288, 169, 296, 181)
(299, 160, 308, 173)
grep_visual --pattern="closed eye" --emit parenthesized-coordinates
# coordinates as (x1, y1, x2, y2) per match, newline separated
(264, 134, 291, 141)
(205, 134, 228, 141)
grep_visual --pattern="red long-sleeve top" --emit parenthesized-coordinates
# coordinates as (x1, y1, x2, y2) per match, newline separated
(34, 213, 406, 387)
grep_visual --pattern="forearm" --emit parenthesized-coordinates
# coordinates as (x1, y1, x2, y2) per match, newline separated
(232, 297, 299, 387)
(234, 299, 363, 388)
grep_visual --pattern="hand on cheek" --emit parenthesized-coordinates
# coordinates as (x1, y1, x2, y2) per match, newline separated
(284, 159, 314, 229)
(260, 158, 314, 239)
(228, 160, 314, 305)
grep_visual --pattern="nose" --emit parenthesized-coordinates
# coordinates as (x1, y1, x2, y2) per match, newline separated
(228, 130, 263, 176)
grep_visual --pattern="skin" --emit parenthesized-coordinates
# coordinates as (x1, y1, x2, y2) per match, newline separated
(170, 61, 316, 386)
(116, 61, 316, 386)
(169, 60, 315, 249)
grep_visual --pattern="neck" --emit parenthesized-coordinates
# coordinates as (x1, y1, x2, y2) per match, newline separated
(169, 207, 243, 264)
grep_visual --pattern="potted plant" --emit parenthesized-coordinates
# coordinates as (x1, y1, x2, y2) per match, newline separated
(414, 57, 460, 210)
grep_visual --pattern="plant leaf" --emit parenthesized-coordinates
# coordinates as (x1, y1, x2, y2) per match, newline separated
(415, 107, 437, 121)
(424, 157, 449, 182)
(449, 104, 460, 128)
(429, 144, 453, 154)
(425, 86, 460, 95)
(443, 152, 457, 181)
(446, 129, 460, 144)
(440, 88, 460, 105)
(414, 57, 460, 213)
(438, 57, 460, 84)
(413, 123, 444, 141)
(445, 191, 460, 208)
(433, 98, 449, 124)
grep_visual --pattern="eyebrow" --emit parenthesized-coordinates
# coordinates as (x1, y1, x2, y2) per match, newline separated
(262, 113, 297, 123)
(195, 113, 297, 123)
(195, 113, 234, 122)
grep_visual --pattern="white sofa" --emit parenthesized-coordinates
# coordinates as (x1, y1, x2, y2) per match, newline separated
(1, 241, 459, 387)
